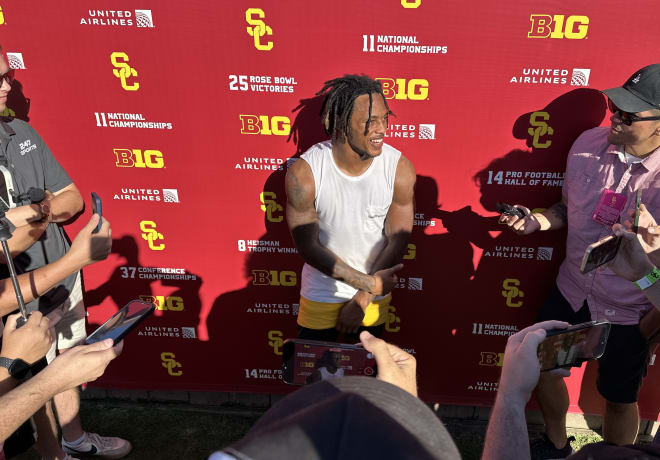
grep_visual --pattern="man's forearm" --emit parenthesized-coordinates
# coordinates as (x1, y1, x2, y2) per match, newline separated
(534, 201, 567, 231)
(0, 220, 48, 264)
(482, 393, 530, 460)
(0, 370, 59, 442)
(0, 252, 81, 316)
(49, 190, 83, 222)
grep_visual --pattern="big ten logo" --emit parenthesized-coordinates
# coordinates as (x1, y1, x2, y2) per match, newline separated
(376, 78, 428, 100)
(0, 6, 5, 25)
(502, 278, 524, 307)
(479, 352, 504, 367)
(528, 15, 589, 39)
(403, 243, 416, 260)
(110, 52, 139, 91)
(401, 0, 421, 8)
(385, 305, 401, 332)
(245, 8, 273, 51)
(139, 295, 184, 311)
(239, 114, 290, 136)
(114, 149, 164, 168)
(268, 330, 283, 355)
(252, 270, 297, 287)
(140, 220, 165, 251)
(161, 352, 182, 376)
(528, 111, 553, 149)
(260, 191, 283, 222)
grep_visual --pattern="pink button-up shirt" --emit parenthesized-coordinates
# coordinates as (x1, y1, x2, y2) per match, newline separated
(556, 127, 660, 325)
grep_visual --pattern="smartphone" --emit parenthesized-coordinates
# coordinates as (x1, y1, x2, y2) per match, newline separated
(91, 192, 102, 234)
(282, 338, 377, 385)
(580, 235, 622, 273)
(85, 300, 155, 345)
(496, 201, 527, 218)
(537, 321, 611, 372)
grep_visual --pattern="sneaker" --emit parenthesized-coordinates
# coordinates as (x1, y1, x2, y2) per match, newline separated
(62, 433, 132, 459)
(530, 434, 575, 460)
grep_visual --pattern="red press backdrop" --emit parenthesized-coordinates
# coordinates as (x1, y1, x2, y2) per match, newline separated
(2, 0, 660, 419)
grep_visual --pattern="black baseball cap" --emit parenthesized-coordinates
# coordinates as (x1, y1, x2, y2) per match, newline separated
(219, 376, 461, 460)
(602, 64, 660, 112)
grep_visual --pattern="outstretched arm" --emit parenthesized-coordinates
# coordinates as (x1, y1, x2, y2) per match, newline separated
(285, 159, 399, 296)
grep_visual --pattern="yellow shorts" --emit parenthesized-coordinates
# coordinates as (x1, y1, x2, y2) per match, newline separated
(297, 295, 392, 329)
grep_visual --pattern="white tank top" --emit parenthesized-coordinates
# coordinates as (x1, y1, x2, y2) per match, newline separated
(300, 140, 401, 302)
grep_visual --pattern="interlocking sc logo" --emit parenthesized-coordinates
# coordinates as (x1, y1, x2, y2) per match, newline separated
(268, 330, 283, 355)
(260, 191, 283, 222)
(139, 295, 184, 311)
(385, 305, 401, 332)
(401, 0, 421, 7)
(114, 149, 164, 168)
(111, 52, 139, 91)
(528, 15, 589, 39)
(0, 6, 5, 25)
(528, 111, 553, 149)
(252, 270, 297, 286)
(140, 221, 165, 251)
(479, 352, 504, 366)
(245, 8, 273, 51)
(403, 243, 416, 260)
(502, 278, 524, 307)
(240, 115, 290, 135)
(377, 78, 428, 100)
(161, 352, 182, 376)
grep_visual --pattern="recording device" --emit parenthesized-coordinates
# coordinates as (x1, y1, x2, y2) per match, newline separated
(85, 300, 155, 345)
(12, 187, 45, 204)
(497, 202, 527, 219)
(537, 321, 611, 372)
(580, 235, 622, 273)
(282, 338, 377, 385)
(91, 192, 102, 234)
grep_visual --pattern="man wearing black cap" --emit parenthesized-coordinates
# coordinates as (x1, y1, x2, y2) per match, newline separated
(500, 64, 660, 457)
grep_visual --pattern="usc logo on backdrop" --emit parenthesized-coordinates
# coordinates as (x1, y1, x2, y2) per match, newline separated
(502, 279, 524, 308)
(528, 15, 589, 39)
(260, 191, 283, 222)
(245, 8, 273, 51)
(376, 78, 429, 100)
(401, 0, 421, 7)
(140, 221, 165, 251)
(114, 149, 165, 168)
(111, 52, 139, 91)
(161, 352, 182, 376)
(268, 331, 283, 355)
(528, 111, 553, 149)
(385, 305, 401, 332)
(240, 115, 290, 136)
(0, 6, 5, 25)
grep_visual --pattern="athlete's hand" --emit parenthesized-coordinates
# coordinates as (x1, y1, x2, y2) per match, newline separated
(370, 264, 403, 295)
(336, 300, 364, 334)
(499, 205, 540, 235)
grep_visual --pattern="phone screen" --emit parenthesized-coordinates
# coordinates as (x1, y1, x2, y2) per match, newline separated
(580, 236, 621, 273)
(537, 321, 611, 372)
(91, 192, 102, 234)
(85, 300, 155, 345)
(282, 339, 377, 385)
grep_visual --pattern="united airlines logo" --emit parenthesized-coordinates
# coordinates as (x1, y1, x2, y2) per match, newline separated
(6, 52, 25, 69)
(135, 9, 154, 27)
(570, 68, 590, 86)
(245, 8, 273, 51)
(510, 68, 590, 87)
(80, 9, 154, 28)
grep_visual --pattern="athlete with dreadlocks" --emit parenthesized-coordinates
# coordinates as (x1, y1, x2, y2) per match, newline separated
(286, 74, 416, 342)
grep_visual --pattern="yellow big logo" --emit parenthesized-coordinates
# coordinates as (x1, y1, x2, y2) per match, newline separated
(0, 6, 5, 25)
(252, 270, 297, 286)
(260, 191, 283, 222)
(139, 295, 184, 311)
(246, 8, 273, 51)
(240, 115, 290, 135)
(140, 221, 165, 251)
(268, 330, 283, 355)
(401, 0, 421, 8)
(528, 14, 589, 39)
(111, 52, 139, 91)
(403, 243, 416, 260)
(377, 78, 428, 100)
(479, 352, 504, 366)
(502, 279, 524, 308)
(114, 149, 164, 168)
(528, 111, 553, 149)
(161, 352, 182, 376)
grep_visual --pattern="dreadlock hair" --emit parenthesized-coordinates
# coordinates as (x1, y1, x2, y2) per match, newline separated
(316, 74, 394, 143)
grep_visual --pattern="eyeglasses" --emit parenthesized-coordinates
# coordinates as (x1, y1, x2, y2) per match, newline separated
(0, 69, 13, 86)
(608, 99, 660, 126)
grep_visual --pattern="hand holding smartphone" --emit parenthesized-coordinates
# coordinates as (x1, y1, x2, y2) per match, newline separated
(85, 300, 155, 345)
(91, 192, 102, 234)
(580, 235, 622, 273)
